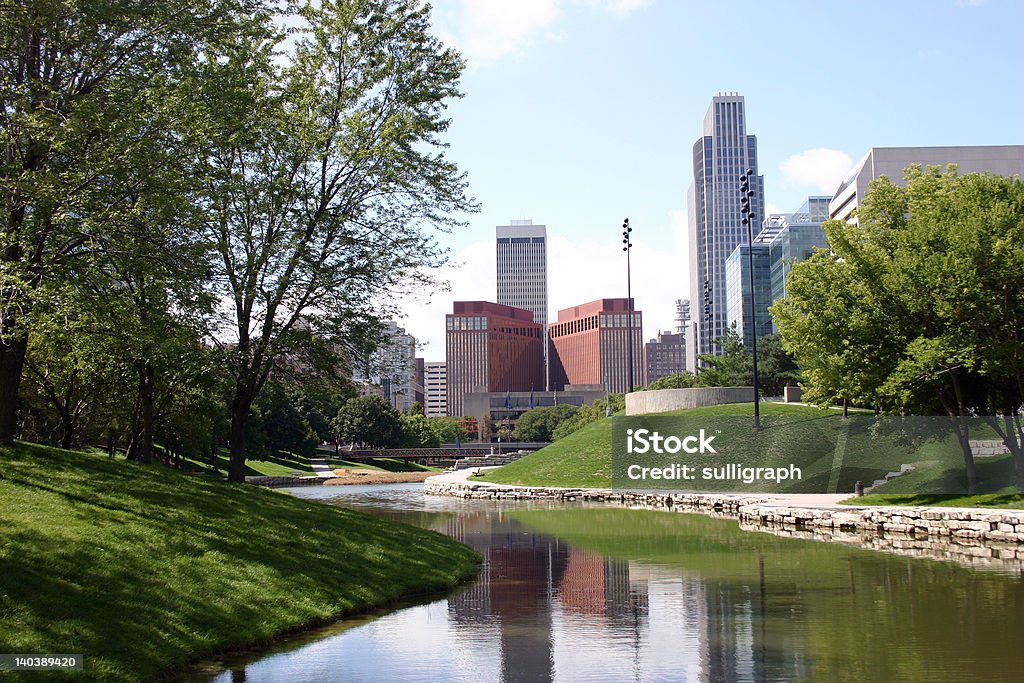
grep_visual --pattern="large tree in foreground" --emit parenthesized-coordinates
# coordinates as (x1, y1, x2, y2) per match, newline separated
(202, 0, 475, 482)
(773, 166, 1024, 490)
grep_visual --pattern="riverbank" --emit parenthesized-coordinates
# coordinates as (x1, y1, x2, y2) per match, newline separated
(0, 443, 480, 681)
(426, 469, 1024, 567)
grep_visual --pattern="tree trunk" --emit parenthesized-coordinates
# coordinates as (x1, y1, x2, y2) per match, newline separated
(60, 415, 75, 451)
(949, 372, 977, 495)
(228, 405, 248, 483)
(127, 363, 155, 463)
(0, 333, 29, 446)
(227, 387, 256, 483)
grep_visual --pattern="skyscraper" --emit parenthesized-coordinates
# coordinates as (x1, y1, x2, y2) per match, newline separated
(687, 94, 764, 367)
(496, 220, 549, 387)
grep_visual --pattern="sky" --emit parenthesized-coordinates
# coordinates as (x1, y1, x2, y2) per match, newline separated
(393, 0, 1024, 360)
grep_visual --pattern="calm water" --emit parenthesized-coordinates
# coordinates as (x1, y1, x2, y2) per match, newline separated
(188, 483, 1024, 682)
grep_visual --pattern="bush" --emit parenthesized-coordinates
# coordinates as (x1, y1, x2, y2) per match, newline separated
(513, 404, 580, 441)
(552, 394, 623, 441)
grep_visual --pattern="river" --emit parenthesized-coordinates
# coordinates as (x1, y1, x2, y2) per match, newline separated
(186, 483, 1024, 682)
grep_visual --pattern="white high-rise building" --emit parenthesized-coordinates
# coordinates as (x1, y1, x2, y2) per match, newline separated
(496, 220, 549, 388)
(687, 94, 764, 368)
(830, 145, 1024, 223)
(353, 321, 418, 412)
(424, 361, 447, 417)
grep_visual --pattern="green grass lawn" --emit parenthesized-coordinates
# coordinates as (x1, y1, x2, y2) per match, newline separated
(477, 402, 854, 489)
(182, 449, 441, 478)
(0, 442, 479, 681)
(476, 402, 1023, 504)
(842, 493, 1024, 508)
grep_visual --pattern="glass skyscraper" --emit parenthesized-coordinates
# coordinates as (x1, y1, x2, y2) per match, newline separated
(765, 197, 830, 306)
(723, 196, 830, 346)
(725, 242, 772, 349)
(687, 94, 764, 367)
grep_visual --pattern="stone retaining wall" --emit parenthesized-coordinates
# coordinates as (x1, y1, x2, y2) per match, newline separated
(625, 386, 754, 415)
(423, 477, 1024, 545)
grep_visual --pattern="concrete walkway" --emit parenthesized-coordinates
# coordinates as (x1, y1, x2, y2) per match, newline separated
(307, 458, 336, 478)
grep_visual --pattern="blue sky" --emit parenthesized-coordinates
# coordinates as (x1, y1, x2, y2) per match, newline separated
(398, 0, 1024, 359)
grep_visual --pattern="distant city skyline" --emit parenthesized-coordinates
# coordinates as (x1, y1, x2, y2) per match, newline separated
(393, 0, 1024, 359)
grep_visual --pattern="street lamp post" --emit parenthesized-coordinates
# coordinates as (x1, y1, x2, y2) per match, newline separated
(739, 169, 762, 431)
(622, 218, 634, 393)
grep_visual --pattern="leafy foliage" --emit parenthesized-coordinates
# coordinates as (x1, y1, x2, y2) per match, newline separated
(772, 166, 1024, 487)
(513, 404, 580, 442)
(332, 394, 405, 449)
(552, 394, 625, 441)
(642, 371, 698, 391)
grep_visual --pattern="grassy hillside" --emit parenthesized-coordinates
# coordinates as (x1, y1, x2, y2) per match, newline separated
(0, 443, 479, 681)
(182, 449, 438, 478)
(478, 402, 848, 489)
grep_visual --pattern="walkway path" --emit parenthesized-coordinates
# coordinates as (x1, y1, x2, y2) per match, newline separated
(307, 458, 336, 479)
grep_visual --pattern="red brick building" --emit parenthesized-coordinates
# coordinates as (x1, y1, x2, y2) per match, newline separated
(445, 301, 544, 416)
(549, 298, 643, 394)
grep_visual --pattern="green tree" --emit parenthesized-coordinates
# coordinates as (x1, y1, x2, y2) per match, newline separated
(402, 412, 440, 448)
(19, 315, 125, 450)
(428, 416, 469, 444)
(0, 0, 259, 446)
(552, 394, 624, 441)
(756, 334, 801, 397)
(642, 371, 698, 391)
(773, 166, 1024, 489)
(513, 404, 579, 442)
(201, 1, 476, 481)
(332, 394, 404, 449)
(247, 380, 318, 458)
(695, 324, 753, 388)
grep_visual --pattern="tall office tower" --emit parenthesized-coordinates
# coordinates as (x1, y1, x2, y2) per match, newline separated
(496, 220, 549, 388)
(687, 94, 764, 363)
(424, 361, 447, 417)
(548, 298, 643, 394)
(445, 301, 544, 417)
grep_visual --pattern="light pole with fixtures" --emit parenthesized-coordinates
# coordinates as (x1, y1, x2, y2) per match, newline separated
(622, 218, 634, 393)
(739, 169, 762, 431)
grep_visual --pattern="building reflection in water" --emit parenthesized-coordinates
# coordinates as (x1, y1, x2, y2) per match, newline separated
(202, 488, 1024, 682)
(435, 509, 806, 683)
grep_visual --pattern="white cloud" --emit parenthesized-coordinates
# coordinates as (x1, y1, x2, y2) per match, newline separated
(432, 0, 560, 67)
(765, 202, 782, 217)
(396, 239, 497, 359)
(398, 209, 687, 360)
(585, 0, 653, 17)
(432, 0, 650, 68)
(780, 148, 853, 196)
(954, 0, 985, 7)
